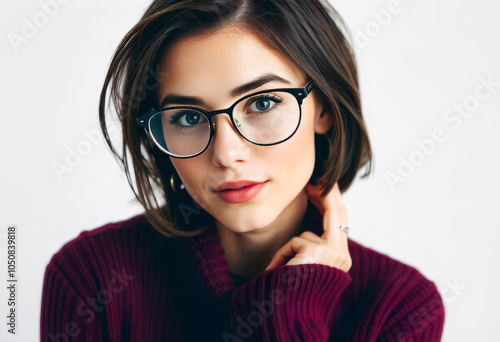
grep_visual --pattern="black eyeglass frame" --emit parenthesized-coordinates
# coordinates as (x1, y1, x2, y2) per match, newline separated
(136, 80, 317, 159)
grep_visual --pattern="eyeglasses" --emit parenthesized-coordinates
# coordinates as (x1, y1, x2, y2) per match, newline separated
(136, 81, 316, 158)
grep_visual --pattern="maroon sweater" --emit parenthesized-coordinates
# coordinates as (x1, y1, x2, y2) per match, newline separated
(41, 203, 445, 341)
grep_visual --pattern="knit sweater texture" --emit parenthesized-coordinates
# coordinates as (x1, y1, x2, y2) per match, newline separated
(41, 202, 445, 341)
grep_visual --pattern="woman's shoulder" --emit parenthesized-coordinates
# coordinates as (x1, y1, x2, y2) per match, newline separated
(43, 213, 172, 295)
(347, 237, 439, 289)
(345, 238, 444, 334)
(72, 212, 151, 240)
(40, 214, 191, 337)
(48, 213, 151, 261)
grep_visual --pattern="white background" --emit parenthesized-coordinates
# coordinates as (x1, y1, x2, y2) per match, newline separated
(1, 0, 499, 340)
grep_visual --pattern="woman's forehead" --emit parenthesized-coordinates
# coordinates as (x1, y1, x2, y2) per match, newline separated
(157, 26, 304, 99)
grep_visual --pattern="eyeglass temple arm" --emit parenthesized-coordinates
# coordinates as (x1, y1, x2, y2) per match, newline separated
(304, 79, 330, 107)
(136, 107, 157, 129)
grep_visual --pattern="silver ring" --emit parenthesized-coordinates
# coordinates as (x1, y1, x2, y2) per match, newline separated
(339, 225, 349, 235)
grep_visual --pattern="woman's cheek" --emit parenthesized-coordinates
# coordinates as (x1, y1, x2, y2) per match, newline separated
(171, 163, 209, 211)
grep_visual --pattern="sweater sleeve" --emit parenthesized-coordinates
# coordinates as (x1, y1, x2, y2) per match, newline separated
(40, 261, 105, 342)
(222, 263, 352, 341)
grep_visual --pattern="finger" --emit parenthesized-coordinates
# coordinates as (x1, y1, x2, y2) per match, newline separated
(322, 211, 347, 248)
(321, 184, 349, 247)
(306, 182, 345, 246)
(305, 184, 325, 215)
(299, 230, 326, 244)
(321, 182, 343, 212)
(265, 237, 308, 271)
(306, 182, 341, 215)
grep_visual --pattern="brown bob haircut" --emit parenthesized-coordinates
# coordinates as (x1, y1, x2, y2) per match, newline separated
(99, 0, 373, 238)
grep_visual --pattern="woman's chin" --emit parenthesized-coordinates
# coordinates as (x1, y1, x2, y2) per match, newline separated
(214, 209, 278, 234)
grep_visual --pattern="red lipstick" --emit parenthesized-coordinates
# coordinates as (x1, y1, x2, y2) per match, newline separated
(213, 180, 269, 204)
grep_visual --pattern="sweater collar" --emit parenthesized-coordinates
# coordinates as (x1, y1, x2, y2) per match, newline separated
(182, 200, 323, 300)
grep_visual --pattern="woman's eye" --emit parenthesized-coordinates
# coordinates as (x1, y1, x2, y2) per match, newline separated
(248, 95, 282, 113)
(172, 111, 203, 127)
(182, 112, 201, 125)
(251, 99, 273, 111)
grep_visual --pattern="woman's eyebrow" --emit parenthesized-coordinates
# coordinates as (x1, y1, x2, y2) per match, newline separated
(159, 73, 291, 108)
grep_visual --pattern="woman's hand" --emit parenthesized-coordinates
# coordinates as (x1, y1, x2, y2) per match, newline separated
(265, 182, 352, 273)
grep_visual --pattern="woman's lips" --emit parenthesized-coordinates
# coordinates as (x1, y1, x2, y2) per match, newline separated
(214, 181, 269, 204)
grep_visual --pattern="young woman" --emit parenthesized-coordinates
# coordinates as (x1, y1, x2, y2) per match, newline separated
(41, 1, 445, 341)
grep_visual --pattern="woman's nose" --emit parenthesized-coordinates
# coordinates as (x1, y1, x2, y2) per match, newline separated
(210, 114, 251, 168)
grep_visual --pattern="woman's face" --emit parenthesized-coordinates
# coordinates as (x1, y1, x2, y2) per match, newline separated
(157, 25, 332, 232)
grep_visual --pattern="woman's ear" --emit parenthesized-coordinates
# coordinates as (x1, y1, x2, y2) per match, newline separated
(314, 105, 334, 134)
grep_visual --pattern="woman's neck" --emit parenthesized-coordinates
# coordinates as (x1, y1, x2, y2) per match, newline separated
(215, 190, 310, 279)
